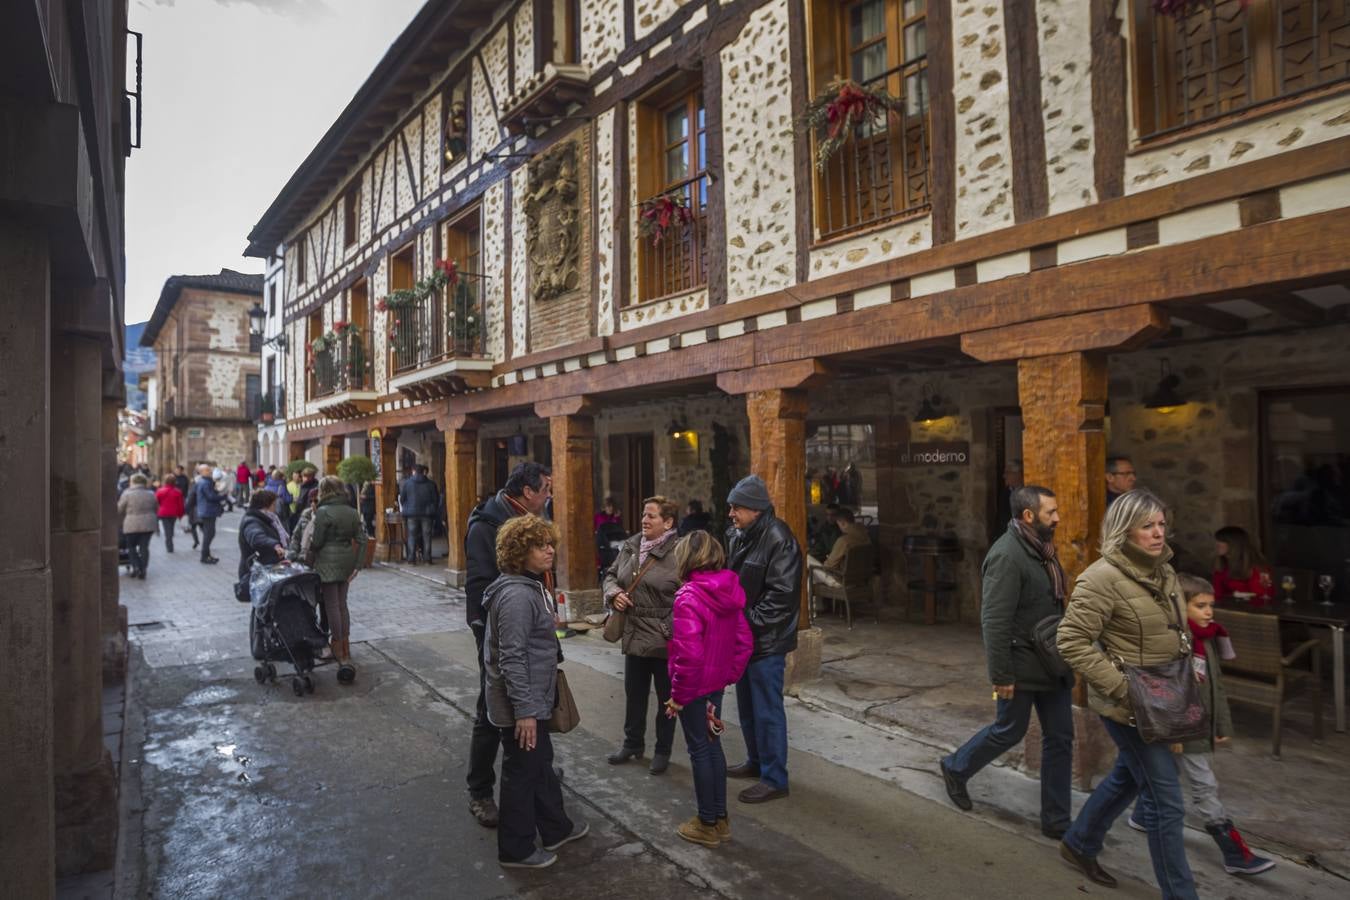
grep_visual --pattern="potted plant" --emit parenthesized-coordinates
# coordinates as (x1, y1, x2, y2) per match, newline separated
(259, 392, 275, 424)
(336, 454, 380, 568)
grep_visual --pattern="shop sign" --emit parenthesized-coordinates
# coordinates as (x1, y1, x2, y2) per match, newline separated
(900, 441, 970, 467)
(185, 427, 205, 439)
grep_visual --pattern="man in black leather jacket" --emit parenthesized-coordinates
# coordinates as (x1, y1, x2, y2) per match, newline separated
(723, 475, 802, 805)
(463, 461, 552, 829)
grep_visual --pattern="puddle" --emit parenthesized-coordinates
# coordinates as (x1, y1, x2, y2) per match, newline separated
(183, 685, 240, 706)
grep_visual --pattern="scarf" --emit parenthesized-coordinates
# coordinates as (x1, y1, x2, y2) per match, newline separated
(639, 528, 677, 567)
(1187, 619, 1236, 660)
(263, 509, 290, 547)
(1012, 519, 1067, 605)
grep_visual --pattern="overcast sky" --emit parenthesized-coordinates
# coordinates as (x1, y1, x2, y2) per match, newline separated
(124, 0, 426, 325)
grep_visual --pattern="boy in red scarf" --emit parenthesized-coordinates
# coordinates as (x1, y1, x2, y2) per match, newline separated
(1128, 573, 1275, 877)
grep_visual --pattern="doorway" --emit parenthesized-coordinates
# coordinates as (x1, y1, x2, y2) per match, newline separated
(989, 408, 1024, 542)
(608, 433, 655, 531)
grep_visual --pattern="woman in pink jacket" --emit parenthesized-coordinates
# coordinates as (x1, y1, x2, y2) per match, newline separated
(664, 530, 753, 849)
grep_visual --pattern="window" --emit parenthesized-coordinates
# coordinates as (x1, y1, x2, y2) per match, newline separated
(343, 186, 360, 247)
(295, 236, 307, 285)
(636, 82, 709, 302)
(443, 78, 469, 164)
(268, 282, 277, 317)
(388, 243, 419, 374)
(808, 0, 930, 240)
(306, 311, 323, 399)
(1133, 0, 1350, 139)
(536, 0, 580, 67)
(443, 208, 484, 357)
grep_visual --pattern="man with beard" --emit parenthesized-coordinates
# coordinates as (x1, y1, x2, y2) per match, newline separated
(939, 485, 1075, 840)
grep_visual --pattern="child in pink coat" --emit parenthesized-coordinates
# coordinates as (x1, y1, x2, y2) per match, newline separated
(665, 530, 754, 848)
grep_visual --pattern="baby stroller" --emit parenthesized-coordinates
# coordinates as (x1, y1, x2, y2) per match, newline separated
(247, 561, 335, 696)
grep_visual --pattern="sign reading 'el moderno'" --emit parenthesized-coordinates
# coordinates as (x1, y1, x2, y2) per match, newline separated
(899, 442, 971, 467)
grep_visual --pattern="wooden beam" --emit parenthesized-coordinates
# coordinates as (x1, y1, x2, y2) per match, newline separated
(1164, 302, 1246, 333)
(961, 304, 1169, 362)
(534, 395, 597, 418)
(716, 359, 832, 395)
(1003, 0, 1048, 222)
(1249, 291, 1326, 325)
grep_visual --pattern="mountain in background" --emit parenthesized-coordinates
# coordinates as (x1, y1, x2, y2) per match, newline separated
(124, 321, 155, 410)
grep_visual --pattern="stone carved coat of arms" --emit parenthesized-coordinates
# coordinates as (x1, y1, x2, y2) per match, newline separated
(524, 141, 581, 303)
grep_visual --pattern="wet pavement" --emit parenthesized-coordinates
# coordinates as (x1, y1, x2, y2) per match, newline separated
(111, 509, 1348, 898)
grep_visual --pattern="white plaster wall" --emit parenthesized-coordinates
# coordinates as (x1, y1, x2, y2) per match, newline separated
(513, 2, 535, 90)
(204, 299, 244, 352)
(582, 0, 625, 70)
(808, 216, 932, 279)
(1126, 93, 1350, 193)
(483, 180, 508, 363)
(472, 60, 499, 163)
(421, 94, 441, 193)
(509, 166, 529, 357)
(395, 118, 423, 213)
(721, 0, 795, 302)
(634, 0, 690, 41)
(618, 288, 709, 330)
(376, 145, 398, 235)
(206, 355, 245, 414)
(373, 256, 390, 394)
(1038, 0, 1095, 213)
(953, 0, 1014, 238)
(594, 109, 617, 336)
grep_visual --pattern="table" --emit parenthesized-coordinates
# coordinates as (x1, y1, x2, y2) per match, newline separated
(1241, 598, 1350, 732)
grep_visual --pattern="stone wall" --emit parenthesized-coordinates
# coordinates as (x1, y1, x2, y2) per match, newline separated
(1036, 0, 1095, 214)
(526, 129, 594, 351)
(953, 0, 1014, 239)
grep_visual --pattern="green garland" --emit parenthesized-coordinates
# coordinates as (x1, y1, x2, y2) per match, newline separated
(797, 79, 904, 172)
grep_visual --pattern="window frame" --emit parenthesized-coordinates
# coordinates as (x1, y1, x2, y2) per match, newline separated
(343, 185, 360, 248)
(535, 0, 581, 68)
(441, 73, 471, 166)
(294, 236, 307, 286)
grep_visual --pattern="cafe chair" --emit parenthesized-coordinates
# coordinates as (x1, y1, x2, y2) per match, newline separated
(1215, 608, 1324, 758)
(808, 541, 878, 629)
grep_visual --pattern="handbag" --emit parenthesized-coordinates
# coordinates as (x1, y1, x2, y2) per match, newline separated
(1030, 613, 1074, 680)
(549, 669, 580, 733)
(602, 548, 658, 643)
(1115, 592, 1209, 744)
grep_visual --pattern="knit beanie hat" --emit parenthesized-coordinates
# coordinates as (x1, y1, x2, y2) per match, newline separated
(727, 475, 771, 511)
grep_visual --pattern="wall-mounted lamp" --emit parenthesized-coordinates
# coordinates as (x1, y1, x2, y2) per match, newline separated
(667, 417, 689, 439)
(247, 301, 266, 337)
(913, 383, 951, 425)
(1144, 359, 1186, 414)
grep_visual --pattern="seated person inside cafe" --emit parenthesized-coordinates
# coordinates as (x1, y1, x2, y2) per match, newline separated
(807, 507, 870, 589)
(1211, 526, 1274, 606)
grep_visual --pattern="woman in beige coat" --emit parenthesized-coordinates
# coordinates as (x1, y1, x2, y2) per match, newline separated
(1056, 489, 1198, 900)
(118, 474, 159, 579)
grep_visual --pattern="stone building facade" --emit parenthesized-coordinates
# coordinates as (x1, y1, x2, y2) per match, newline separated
(142, 271, 265, 474)
(246, 0, 1350, 658)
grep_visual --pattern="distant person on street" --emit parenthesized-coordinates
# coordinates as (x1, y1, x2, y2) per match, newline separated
(593, 496, 622, 532)
(238, 490, 289, 578)
(155, 472, 185, 553)
(940, 485, 1074, 839)
(254, 464, 266, 490)
(194, 464, 229, 564)
(724, 474, 802, 805)
(483, 514, 587, 869)
(399, 463, 440, 564)
(172, 464, 191, 499)
(291, 466, 319, 529)
(664, 530, 753, 848)
(1105, 455, 1137, 507)
(464, 461, 552, 829)
(310, 476, 367, 679)
(213, 466, 234, 512)
(118, 474, 158, 579)
(806, 506, 869, 590)
(677, 499, 713, 537)
(602, 496, 681, 775)
(235, 460, 253, 505)
(263, 466, 289, 502)
(1057, 489, 1198, 898)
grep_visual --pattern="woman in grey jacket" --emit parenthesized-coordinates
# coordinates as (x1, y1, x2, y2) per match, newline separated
(483, 514, 587, 869)
(117, 474, 159, 579)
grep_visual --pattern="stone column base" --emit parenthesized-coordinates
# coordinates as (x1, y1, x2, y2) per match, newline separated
(375, 542, 401, 563)
(444, 566, 467, 588)
(102, 604, 128, 682)
(1020, 703, 1115, 790)
(55, 752, 118, 876)
(558, 587, 602, 621)
(784, 626, 824, 696)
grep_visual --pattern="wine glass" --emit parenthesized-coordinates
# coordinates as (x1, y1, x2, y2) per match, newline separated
(1281, 574, 1297, 605)
(1318, 574, 1336, 607)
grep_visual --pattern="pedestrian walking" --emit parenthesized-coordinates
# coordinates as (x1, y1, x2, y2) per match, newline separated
(235, 460, 253, 506)
(193, 464, 229, 564)
(254, 464, 266, 491)
(463, 461, 552, 829)
(1125, 574, 1275, 877)
(483, 514, 587, 869)
(238, 490, 289, 578)
(172, 464, 191, 499)
(1057, 489, 1199, 898)
(940, 486, 1074, 838)
(664, 530, 753, 848)
(309, 476, 366, 681)
(723, 475, 802, 804)
(291, 467, 319, 530)
(155, 472, 185, 553)
(602, 496, 681, 775)
(117, 474, 158, 579)
(263, 466, 289, 500)
(398, 463, 439, 564)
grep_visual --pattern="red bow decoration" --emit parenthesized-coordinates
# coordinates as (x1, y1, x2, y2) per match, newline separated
(639, 194, 694, 245)
(434, 257, 459, 285)
(826, 82, 872, 140)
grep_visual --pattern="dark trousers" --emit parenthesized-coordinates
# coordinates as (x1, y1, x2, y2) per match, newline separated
(158, 516, 176, 552)
(199, 516, 217, 561)
(943, 686, 1074, 831)
(497, 726, 572, 863)
(735, 653, 789, 789)
(676, 691, 727, 824)
(622, 654, 676, 756)
(126, 531, 153, 575)
(467, 624, 500, 800)
(405, 515, 432, 561)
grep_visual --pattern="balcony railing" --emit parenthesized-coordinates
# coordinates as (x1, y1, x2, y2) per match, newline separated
(815, 60, 930, 241)
(257, 385, 285, 422)
(314, 330, 370, 397)
(245, 392, 263, 421)
(390, 274, 487, 375)
(638, 174, 708, 302)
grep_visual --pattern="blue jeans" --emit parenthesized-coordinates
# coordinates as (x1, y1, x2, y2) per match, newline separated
(943, 686, 1073, 832)
(1064, 717, 1198, 900)
(735, 654, 788, 790)
(676, 691, 727, 824)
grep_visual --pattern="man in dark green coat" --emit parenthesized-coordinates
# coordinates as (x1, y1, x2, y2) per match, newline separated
(940, 485, 1074, 839)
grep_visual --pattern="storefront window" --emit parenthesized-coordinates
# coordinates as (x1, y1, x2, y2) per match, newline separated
(1262, 387, 1350, 602)
(806, 423, 876, 513)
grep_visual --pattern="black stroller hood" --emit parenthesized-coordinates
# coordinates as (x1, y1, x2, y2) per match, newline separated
(249, 562, 322, 611)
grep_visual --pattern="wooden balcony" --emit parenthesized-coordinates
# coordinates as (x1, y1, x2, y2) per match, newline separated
(312, 332, 376, 420)
(387, 274, 492, 401)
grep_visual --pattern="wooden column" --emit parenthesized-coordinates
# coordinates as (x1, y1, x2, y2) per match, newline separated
(438, 414, 479, 585)
(745, 388, 811, 625)
(323, 435, 343, 477)
(537, 396, 599, 615)
(372, 427, 399, 561)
